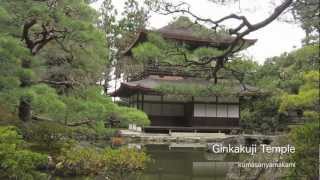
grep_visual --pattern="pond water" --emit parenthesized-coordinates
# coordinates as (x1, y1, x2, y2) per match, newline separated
(130, 144, 236, 180)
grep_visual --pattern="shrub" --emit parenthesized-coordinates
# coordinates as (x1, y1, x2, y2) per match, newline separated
(55, 146, 106, 176)
(0, 126, 48, 180)
(25, 121, 71, 151)
(0, 105, 18, 124)
(94, 121, 117, 138)
(103, 147, 150, 180)
(55, 146, 150, 179)
(288, 121, 319, 179)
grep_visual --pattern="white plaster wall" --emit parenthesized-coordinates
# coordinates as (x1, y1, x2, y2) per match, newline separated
(217, 104, 228, 117)
(194, 104, 206, 117)
(206, 104, 217, 117)
(228, 105, 239, 118)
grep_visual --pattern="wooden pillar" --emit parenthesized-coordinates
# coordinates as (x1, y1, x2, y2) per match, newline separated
(161, 95, 164, 114)
(215, 96, 218, 120)
(141, 94, 144, 110)
(136, 93, 139, 109)
(227, 102, 229, 122)
(191, 96, 194, 127)
(238, 96, 241, 127)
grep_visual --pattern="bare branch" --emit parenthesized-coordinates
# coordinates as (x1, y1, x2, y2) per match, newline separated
(22, 20, 69, 55)
(32, 115, 93, 127)
(38, 80, 80, 86)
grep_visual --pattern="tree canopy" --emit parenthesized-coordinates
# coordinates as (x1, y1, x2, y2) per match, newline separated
(0, 0, 150, 126)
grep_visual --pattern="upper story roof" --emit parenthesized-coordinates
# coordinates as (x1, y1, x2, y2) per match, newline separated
(122, 16, 257, 56)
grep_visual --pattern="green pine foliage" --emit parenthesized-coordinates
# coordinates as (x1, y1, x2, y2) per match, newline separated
(0, 34, 31, 113)
(24, 84, 67, 120)
(0, 1, 151, 178)
(132, 28, 226, 65)
(116, 106, 150, 127)
(0, 0, 149, 130)
(132, 42, 163, 63)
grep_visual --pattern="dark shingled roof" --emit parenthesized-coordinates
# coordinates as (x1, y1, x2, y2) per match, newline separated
(157, 20, 239, 44)
(111, 76, 262, 97)
(122, 17, 257, 56)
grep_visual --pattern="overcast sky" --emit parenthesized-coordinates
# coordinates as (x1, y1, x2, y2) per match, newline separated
(91, 0, 305, 64)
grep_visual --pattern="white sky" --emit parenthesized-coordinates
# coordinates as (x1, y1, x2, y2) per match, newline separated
(91, 0, 305, 64)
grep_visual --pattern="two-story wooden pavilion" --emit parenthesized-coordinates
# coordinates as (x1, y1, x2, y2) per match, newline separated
(111, 17, 259, 133)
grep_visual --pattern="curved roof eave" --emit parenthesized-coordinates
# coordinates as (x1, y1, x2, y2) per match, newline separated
(121, 30, 257, 56)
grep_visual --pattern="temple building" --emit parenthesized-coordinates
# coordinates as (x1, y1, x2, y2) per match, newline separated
(111, 17, 260, 133)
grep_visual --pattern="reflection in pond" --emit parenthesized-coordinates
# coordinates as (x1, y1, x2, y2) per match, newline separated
(132, 144, 237, 180)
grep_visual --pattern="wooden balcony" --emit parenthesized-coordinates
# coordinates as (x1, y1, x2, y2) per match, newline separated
(128, 64, 213, 81)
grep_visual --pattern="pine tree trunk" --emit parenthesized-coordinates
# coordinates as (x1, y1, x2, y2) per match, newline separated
(18, 97, 32, 121)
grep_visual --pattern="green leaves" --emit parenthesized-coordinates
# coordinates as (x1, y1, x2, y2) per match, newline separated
(193, 47, 223, 60)
(132, 32, 225, 66)
(103, 147, 150, 179)
(279, 71, 319, 114)
(0, 34, 28, 76)
(0, 76, 20, 91)
(132, 42, 162, 62)
(56, 145, 106, 176)
(288, 121, 319, 179)
(18, 69, 35, 87)
(116, 106, 150, 126)
(147, 32, 168, 49)
(0, 6, 11, 23)
(27, 3, 49, 18)
(61, 87, 113, 123)
(0, 0, 113, 124)
(241, 44, 319, 133)
(27, 84, 66, 119)
(63, 96, 106, 123)
(0, 126, 48, 180)
(56, 145, 150, 178)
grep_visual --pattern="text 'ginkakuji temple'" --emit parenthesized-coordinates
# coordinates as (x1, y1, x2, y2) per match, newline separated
(111, 17, 262, 133)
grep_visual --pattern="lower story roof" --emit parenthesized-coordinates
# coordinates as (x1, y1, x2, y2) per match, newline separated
(110, 75, 262, 97)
